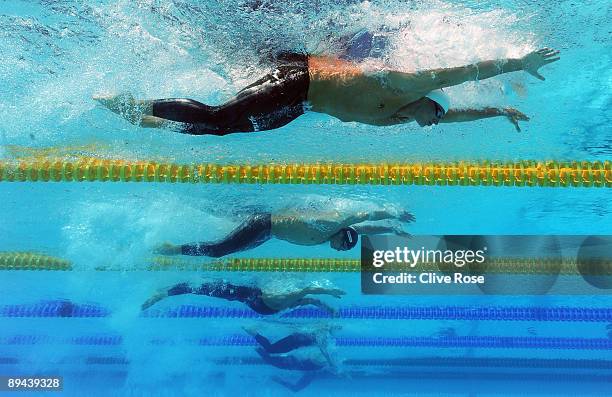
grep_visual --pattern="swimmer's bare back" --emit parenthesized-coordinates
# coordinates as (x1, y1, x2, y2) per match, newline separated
(307, 55, 425, 124)
(306, 48, 560, 126)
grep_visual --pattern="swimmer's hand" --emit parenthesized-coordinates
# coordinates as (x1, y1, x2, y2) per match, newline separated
(521, 48, 560, 81)
(503, 108, 530, 132)
(399, 211, 416, 223)
(327, 288, 346, 299)
(153, 242, 182, 256)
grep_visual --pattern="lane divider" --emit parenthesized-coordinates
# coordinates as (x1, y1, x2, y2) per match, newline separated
(2, 301, 612, 321)
(0, 158, 610, 187)
(2, 252, 610, 275)
(5, 355, 612, 373)
(3, 334, 611, 350)
(214, 356, 612, 369)
(0, 252, 72, 271)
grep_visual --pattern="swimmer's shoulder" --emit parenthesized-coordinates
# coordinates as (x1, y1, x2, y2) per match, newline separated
(308, 55, 362, 79)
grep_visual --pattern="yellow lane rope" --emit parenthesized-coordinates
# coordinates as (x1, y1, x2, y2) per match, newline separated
(0, 252, 72, 271)
(0, 158, 609, 187)
(1, 252, 610, 275)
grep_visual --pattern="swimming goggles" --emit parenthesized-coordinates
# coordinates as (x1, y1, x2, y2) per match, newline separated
(342, 229, 355, 250)
(434, 103, 446, 119)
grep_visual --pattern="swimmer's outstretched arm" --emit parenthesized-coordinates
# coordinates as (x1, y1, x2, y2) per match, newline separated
(351, 223, 411, 237)
(342, 209, 415, 227)
(440, 107, 529, 131)
(385, 48, 560, 92)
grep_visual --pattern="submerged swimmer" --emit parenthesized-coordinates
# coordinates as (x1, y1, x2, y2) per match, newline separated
(141, 279, 344, 315)
(96, 47, 558, 134)
(259, 349, 327, 392)
(154, 208, 414, 257)
(243, 323, 339, 360)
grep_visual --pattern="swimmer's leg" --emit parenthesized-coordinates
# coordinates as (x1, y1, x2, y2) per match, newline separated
(250, 333, 275, 352)
(142, 281, 258, 310)
(141, 282, 194, 310)
(249, 332, 314, 354)
(94, 93, 153, 125)
(262, 286, 344, 314)
(180, 214, 272, 257)
(271, 373, 316, 393)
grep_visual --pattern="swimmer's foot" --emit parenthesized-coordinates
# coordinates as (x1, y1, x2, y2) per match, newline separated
(94, 92, 152, 125)
(141, 291, 167, 311)
(153, 242, 182, 256)
(93, 92, 134, 113)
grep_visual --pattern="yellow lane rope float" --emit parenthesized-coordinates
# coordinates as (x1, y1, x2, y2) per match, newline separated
(2, 252, 611, 275)
(0, 158, 609, 187)
(0, 252, 72, 271)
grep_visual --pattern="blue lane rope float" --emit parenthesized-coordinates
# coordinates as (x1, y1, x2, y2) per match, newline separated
(213, 356, 612, 370)
(3, 334, 612, 350)
(143, 305, 612, 321)
(0, 301, 109, 318)
(5, 355, 612, 371)
(342, 357, 612, 369)
(214, 356, 612, 370)
(3, 301, 612, 322)
(335, 336, 612, 350)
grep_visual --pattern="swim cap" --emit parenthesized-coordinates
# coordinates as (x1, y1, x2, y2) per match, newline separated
(340, 227, 359, 250)
(425, 89, 450, 113)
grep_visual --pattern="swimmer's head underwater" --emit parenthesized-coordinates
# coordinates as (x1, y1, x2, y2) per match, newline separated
(412, 89, 450, 127)
(329, 227, 359, 251)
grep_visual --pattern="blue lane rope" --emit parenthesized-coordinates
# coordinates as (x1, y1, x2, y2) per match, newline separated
(3, 355, 612, 370)
(214, 356, 612, 369)
(3, 334, 612, 350)
(335, 336, 612, 350)
(3, 302, 612, 322)
(0, 301, 109, 317)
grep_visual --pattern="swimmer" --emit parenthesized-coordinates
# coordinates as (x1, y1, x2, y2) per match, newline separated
(243, 323, 340, 365)
(141, 279, 345, 315)
(257, 348, 330, 393)
(153, 208, 414, 257)
(95, 48, 558, 134)
(244, 323, 341, 392)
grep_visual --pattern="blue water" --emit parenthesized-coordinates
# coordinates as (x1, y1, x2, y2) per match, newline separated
(1, 0, 611, 396)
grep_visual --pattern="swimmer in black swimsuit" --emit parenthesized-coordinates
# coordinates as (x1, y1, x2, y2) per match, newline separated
(141, 279, 345, 315)
(95, 46, 558, 133)
(154, 208, 414, 257)
(243, 323, 339, 366)
(96, 52, 309, 135)
(256, 342, 338, 392)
